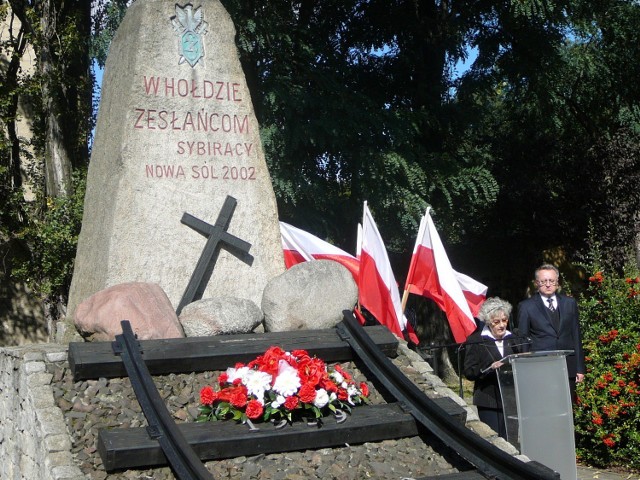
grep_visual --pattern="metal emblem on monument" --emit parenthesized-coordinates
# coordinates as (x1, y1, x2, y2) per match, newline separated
(171, 4, 209, 67)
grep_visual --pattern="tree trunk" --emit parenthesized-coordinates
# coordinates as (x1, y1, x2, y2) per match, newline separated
(41, 0, 74, 197)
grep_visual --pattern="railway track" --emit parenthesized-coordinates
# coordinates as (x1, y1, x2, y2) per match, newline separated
(69, 315, 560, 480)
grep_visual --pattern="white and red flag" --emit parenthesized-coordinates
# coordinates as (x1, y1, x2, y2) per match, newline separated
(358, 203, 418, 343)
(404, 208, 487, 343)
(279, 222, 359, 281)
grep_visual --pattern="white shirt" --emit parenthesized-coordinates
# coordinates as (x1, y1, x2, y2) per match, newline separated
(543, 294, 557, 310)
(481, 326, 511, 357)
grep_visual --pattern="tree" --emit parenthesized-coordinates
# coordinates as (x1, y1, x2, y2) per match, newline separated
(221, 0, 500, 253)
(1, 1, 91, 339)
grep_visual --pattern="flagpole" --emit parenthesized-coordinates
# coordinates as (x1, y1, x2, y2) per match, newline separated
(401, 287, 411, 314)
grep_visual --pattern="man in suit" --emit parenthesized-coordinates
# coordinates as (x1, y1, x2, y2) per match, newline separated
(517, 264, 585, 401)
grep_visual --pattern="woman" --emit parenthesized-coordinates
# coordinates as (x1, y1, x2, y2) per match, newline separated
(463, 297, 520, 439)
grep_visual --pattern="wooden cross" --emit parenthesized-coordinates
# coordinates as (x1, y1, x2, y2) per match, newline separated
(176, 195, 253, 315)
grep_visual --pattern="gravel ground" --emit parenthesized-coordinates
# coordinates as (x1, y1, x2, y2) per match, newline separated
(49, 351, 469, 480)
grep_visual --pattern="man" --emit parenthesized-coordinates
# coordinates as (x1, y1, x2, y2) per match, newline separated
(517, 264, 585, 401)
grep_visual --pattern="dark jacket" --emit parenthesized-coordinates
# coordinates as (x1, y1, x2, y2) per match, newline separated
(463, 330, 520, 410)
(516, 293, 585, 378)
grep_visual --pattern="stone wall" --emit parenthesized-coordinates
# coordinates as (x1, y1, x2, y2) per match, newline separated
(0, 344, 83, 480)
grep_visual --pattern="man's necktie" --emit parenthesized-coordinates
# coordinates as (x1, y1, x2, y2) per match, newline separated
(547, 297, 556, 312)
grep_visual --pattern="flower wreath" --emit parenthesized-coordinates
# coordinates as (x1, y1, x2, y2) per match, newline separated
(197, 345, 370, 428)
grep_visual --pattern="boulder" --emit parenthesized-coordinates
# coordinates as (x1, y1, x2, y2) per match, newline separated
(73, 282, 184, 341)
(179, 297, 263, 336)
(262, 260, 358, 332)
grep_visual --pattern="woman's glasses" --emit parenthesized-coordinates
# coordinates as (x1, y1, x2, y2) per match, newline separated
(490, 317, 509, 326)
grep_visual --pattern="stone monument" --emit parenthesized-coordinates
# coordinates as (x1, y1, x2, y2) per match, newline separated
(62, 0, 284, 340)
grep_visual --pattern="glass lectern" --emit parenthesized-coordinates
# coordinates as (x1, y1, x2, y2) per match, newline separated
(496, 350, 577, 480)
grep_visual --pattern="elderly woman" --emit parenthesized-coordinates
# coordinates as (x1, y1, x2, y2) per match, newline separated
(463, 297, 521, 439)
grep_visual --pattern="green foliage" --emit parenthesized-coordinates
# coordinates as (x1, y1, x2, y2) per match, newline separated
(11, 169, 86, 299)
(90, 0, 131, 67)
(220, 0, 503, 253)
(575, 264, 640, 469)
(585, 129, 640, 273)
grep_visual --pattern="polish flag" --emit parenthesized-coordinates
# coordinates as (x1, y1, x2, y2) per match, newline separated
(454, 271, 488, 318)
(404, 209, 487, 343)
(358, 203, 417, 341)
(279, 222, 359, 281)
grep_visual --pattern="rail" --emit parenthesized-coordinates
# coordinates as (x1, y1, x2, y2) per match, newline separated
(113, 320, 213, 480)
(336, 311, 560, 480)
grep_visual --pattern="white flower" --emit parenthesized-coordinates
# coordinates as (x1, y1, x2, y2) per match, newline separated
(226, 366, 250, 384)
(272, 360, 301, 397)
(347, 385, 360, 405)
(314, 388, 330, 408)
(332, 370, 344, 384)
(243, 370, 273, 404)
(271, 395, 286, 409)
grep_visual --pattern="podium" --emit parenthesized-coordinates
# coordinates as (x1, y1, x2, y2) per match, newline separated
(496, 351, 577, 480)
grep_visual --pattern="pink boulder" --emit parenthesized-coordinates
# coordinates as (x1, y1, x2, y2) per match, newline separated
(74, 282, 185, 341)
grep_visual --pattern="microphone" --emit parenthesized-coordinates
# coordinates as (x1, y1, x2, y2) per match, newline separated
(512, 328, 532, 344)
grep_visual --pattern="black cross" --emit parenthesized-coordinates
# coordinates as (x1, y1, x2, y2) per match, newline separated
(176, 195, 254, 315)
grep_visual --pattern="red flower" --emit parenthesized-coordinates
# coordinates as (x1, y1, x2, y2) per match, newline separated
(196, 345, 370, 425)
(334, 365, 353, 383)
(360, 382, 369, 397)
(337, 388, 349, 401)
(298, 383, 317, 403)
(324, 380, 338, 393)
(228, 386, 248, 408)
(200, 386, 217, 405)
(599, 329, 619, 344)
(284, 396, 299, 411)
(291, 349, 310, 359)
(258, 346, 287, 377)
(592, 414, 604, 426)
(589, 271, 604, 284)
(297, 357, 327, 385)
(245, 399, 263, 420)
(602, 435, 616, 448)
